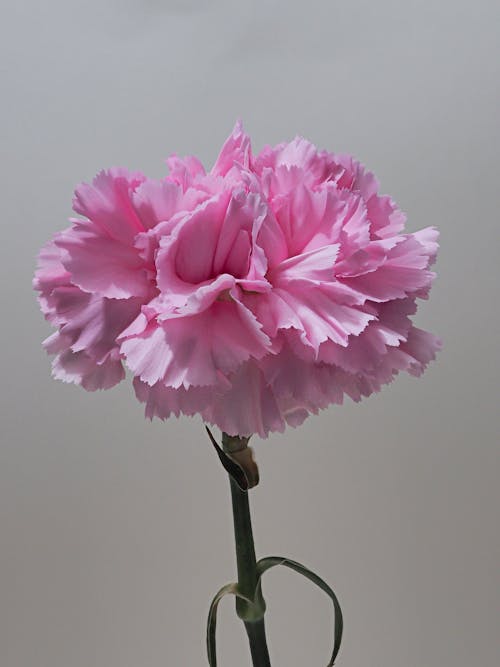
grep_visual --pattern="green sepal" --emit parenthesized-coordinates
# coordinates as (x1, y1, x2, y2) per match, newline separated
(205, 426, 250, 491)
(256, 556, 343, 666)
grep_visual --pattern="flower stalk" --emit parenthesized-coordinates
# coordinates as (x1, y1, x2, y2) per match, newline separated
(222, 433, 271, 666)
(206, 428, 343, 666)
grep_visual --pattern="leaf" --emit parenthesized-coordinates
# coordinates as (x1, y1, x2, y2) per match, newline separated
(256, 556, 343, 666)
(205, 426, 249, 490)
(206, 582, 254, 667)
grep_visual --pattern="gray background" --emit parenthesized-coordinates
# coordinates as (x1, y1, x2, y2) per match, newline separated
(1, 1, 499, 666)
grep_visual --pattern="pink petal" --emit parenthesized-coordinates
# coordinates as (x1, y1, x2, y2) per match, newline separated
(270, 184, 362, 259)
(56, 224, 152, 299)
(56, 289, 144, 361)
(258, 344, 371, 418)
(340, 234, 436, 302)
(33, 235, 72, 321)
(73, 168, 146, 244)
(35, 233, 144, 390)
(254, 137, 343, 187)
(335, 154, 377, 196)
(334, 238, 398, 279)
(212, 191, 266, 279)
(274, 182, 315, 252)
(202, 362, 285, 438)
(398, 326, 442, 376)
(270, 244, 339, 283)
(318, 299, 417, 371)
(155, 191, 271, 313)
(52, 349, 125, 391)
(157, 193, 230, 288)
(211, 120, 252, 177)
(366, 194, 407, 239)
(250, 285, 374, 350)
(133, 377, 213, 420)
(254, 208, 289, 269)
(334, 155, 408, 239)
(166, 154, 206, 189)
(120, 299, 271, 388)
(132, 179, 185, 230)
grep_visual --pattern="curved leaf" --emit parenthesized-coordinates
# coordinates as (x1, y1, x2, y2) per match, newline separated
(256, 556, 343, 666)
(206, 582, 254, 666)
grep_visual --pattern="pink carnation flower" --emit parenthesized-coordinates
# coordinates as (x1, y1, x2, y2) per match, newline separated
(34, 122, 441, 437)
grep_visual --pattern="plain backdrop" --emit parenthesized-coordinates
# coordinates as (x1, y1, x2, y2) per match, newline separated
(1, 1, 499, 666)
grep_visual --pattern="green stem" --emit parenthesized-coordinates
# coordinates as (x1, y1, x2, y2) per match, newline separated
(223, 435, 271, 667)
(244, 619, 271, 667)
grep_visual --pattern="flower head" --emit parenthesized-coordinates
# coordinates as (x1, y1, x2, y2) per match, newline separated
(34, 122, 441, 437)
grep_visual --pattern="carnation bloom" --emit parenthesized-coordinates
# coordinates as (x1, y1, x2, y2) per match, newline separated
(34, 122, 440, 437)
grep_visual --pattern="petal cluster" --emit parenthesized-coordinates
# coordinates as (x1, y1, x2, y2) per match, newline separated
(34, 122, 441, 437)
